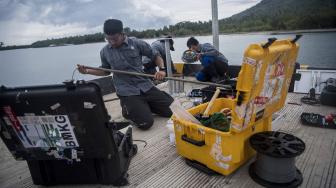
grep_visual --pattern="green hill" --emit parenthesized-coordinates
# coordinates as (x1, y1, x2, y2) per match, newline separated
(156, 0, 336, 35)
(220, 0, 336, 32)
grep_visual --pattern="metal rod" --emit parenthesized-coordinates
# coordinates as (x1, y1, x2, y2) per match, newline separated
(104, 98, 119, 102)
(82, 65, 232, 89)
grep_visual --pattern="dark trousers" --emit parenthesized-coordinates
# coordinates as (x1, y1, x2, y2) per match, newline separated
(119, 87, 174, 130)
(202, 61, 228, 82)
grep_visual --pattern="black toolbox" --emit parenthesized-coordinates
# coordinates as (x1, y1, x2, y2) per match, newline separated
(320, 86, 336, 107)
(0, 81, 137, 186)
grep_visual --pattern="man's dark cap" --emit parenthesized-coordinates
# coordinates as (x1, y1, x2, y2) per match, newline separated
(104, 19, 123, 35)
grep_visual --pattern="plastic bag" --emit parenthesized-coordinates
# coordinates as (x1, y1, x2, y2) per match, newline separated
(169, 99, 202, 125)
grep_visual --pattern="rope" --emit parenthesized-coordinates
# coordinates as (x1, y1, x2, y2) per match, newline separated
(133, 139, 147, 148)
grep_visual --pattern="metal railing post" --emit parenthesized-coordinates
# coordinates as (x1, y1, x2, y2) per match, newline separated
(163, 39, 173, 94)
(211, 0, 219, 50)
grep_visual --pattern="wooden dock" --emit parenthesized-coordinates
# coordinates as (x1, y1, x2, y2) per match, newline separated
(1, 90, 336, 188)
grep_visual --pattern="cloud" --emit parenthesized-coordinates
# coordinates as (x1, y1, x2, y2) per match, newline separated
(0, 20, 94, 45)
(221, 0, 260, 4)
(130, 1, 172, 29)
(0, 0, 261, 45)
(0, 0, 176, 45)
(129, 0, 261, 23)
(218, 0, 261, 18)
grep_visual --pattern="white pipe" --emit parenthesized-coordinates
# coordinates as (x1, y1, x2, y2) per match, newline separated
(211, 0, 219, 50)
(163, 39, 173, 94)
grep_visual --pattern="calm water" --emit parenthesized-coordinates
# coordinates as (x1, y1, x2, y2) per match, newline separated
(1, 32, 336, 87)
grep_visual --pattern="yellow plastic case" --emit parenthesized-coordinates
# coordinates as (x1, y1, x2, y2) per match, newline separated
(173, 38, 300, 175)
(173, 62, 184, 74)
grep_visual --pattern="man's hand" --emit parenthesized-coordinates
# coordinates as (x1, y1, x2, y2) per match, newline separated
(154, 71, 166, 80)
(196, 53, 201, 61)
(77, 64, 110, 76)
(77, 64, 89, 74)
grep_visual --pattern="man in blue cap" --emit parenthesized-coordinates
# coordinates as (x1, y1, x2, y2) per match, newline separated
(186, 37, 229, 82)
(78, 19, 173, 130)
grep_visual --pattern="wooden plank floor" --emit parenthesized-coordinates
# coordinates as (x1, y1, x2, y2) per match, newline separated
(1, 92, 336, 188)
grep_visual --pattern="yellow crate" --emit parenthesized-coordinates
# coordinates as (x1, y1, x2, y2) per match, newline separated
(173, 38, 300, 175)
(173, 62, 184, 74)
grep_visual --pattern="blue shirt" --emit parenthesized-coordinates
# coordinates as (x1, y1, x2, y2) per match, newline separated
(196, 43, 229, 81)
(199, 43, 228, 65)
(100, 36, 158, 96)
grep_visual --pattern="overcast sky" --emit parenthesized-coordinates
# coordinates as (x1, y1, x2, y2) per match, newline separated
(0, 0, 261, 45)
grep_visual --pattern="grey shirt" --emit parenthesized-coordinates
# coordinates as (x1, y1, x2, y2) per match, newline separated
(151, 40, 171, 64)
(143, 40, 175, 72)
(199, 43, 228, 64)
(100, 36, 158, 96)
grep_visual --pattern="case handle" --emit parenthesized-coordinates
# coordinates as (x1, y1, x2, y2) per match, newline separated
(291, 34, 302, 43)
(262, 38, 277, 48)
(181, 134, 205, 146)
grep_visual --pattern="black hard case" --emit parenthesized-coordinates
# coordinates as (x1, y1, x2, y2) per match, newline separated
(320, 87, 336, 107)
(0, 81, 137, 186)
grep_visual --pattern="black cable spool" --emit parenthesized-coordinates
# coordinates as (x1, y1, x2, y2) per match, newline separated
(249, 131, 305, 188)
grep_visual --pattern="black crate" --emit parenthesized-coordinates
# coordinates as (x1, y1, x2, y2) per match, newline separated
(0, 81, 136, 185)
(320, 87, 336, 107)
